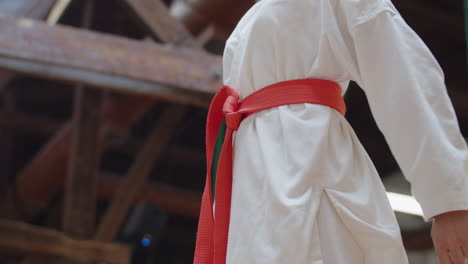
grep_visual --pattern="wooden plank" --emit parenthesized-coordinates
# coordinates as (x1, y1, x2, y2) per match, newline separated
(168, 0, 256, 38)
(99, 173, 201, 217)
(0, 15, 221, 97)
(114, 138, 206, 169)
(13, 9, 214, 219)
(0, 89, 16, 219)
(62, 87, 102, 238)
(46, 0, 72, 25)
(0, 110, 206, 169)
(101, 0, 205, 144)
(16, 122, 73, 213)
(0, 70, 13, 92)
(0, 110, 62, 134)
(0, 57, 212, 107)
(22, 255, 60, 264)
(0, 89, 14, 184)
(95, 104, 186, 241)
(0, 219, 129, 264)
(125, 0, 194, 44)
(63, 0, 100, 240)
(0, 0, 56, 19)
(0, 0, 59, 94)
(13, 99, 188, 211)
(59, 1, 100, 252)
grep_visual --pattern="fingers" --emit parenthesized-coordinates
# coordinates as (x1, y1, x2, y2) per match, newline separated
(462, 239, 468, 261)
(436, 247, 452, 264)
(449, 246, 464, 264)
(436, 245, 466, 264)
(431, 212, 468, 264)
(449, 233, 468, 264)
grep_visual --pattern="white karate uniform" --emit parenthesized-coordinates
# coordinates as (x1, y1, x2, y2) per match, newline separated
(222, 0, 468, 263)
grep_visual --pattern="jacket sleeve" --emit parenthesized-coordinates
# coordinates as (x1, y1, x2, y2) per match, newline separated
(348, 4, 468, 221)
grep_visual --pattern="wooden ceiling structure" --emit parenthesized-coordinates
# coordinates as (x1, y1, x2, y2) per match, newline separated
(0, 0, 466, 263)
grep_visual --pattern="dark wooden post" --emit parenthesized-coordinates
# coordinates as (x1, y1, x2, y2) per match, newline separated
(95, 104, 186, 242)
(0, 219, 130, 264)
(0, 88, 17, 219)
(62, 86, 102, 238)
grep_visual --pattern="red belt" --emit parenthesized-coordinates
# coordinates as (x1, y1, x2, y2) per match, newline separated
(194, 79, 346, 264)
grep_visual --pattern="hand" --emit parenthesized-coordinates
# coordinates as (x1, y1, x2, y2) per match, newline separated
(432, 210, 468, 264)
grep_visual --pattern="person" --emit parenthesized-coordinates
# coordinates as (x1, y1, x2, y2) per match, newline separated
(194, 0, 468, 263)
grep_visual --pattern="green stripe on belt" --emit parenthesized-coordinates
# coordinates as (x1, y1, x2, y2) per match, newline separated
(211, 119, 227, 201)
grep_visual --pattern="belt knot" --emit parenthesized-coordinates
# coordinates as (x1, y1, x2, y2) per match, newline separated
(222, 86, 242, 130)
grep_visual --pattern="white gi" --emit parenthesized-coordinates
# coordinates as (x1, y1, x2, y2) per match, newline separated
(222, 0, 468, 263)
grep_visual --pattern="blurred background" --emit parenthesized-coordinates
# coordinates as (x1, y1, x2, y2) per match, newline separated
(0, 0, 466, 263)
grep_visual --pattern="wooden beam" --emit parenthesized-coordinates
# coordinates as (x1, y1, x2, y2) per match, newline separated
(13, 8, 214, 215)
(0, 110, 62, 134)
(169, 0, 256, 38)
(100, 94, 158, 140)
(102, 0, 205, 143)
(0, 56, 212, 107)
(0, 70, 13, 92)
(14, 99, 188, 210)
(0, 0, 59, 94)
(0, 219, 129, 264)
(0, 89, 15, 179)
(0, 0, 56, 20)
(46, 0, 72, 25)
(44, 5, 99, 261)
(95, 104, 186, 241)
(0, 89, 16, 219)
(125, 0, 194, 44)
(0, 15, 220, 105)
(16, 122, 73, 212)
(115, 138, 206, 168)
(0, 98, 154, 137)
(99, 173, 201, 217)
(63, 0, 100, 239)
(21, 255, 59, 264)
(0, 110, 206, 169)
(62, 87, 102, 238)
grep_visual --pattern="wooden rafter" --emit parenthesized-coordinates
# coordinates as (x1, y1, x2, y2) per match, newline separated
(125, 0, 195, 45)
(0, 15, 220, 106)
(62, 0, 101, 241)
(0, 0, 56, 19)
(0, 89, 16, 219)
(0, 110, 206, 167)
(21, 2, 100, 263)
(16, 123, 73, 211)
(0, 0, 61, 95)
(46, 0, 72, 25)
(63, 87, 102, 238)
(14, 100, 197, 210)
(14, 1, 216, 216)
(0, 219, 129, 263)
(99, 173, 201, 217)
(0, 110, 62, 134)
(95, 104, 187, 241)
(0, 0, 63, 222)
